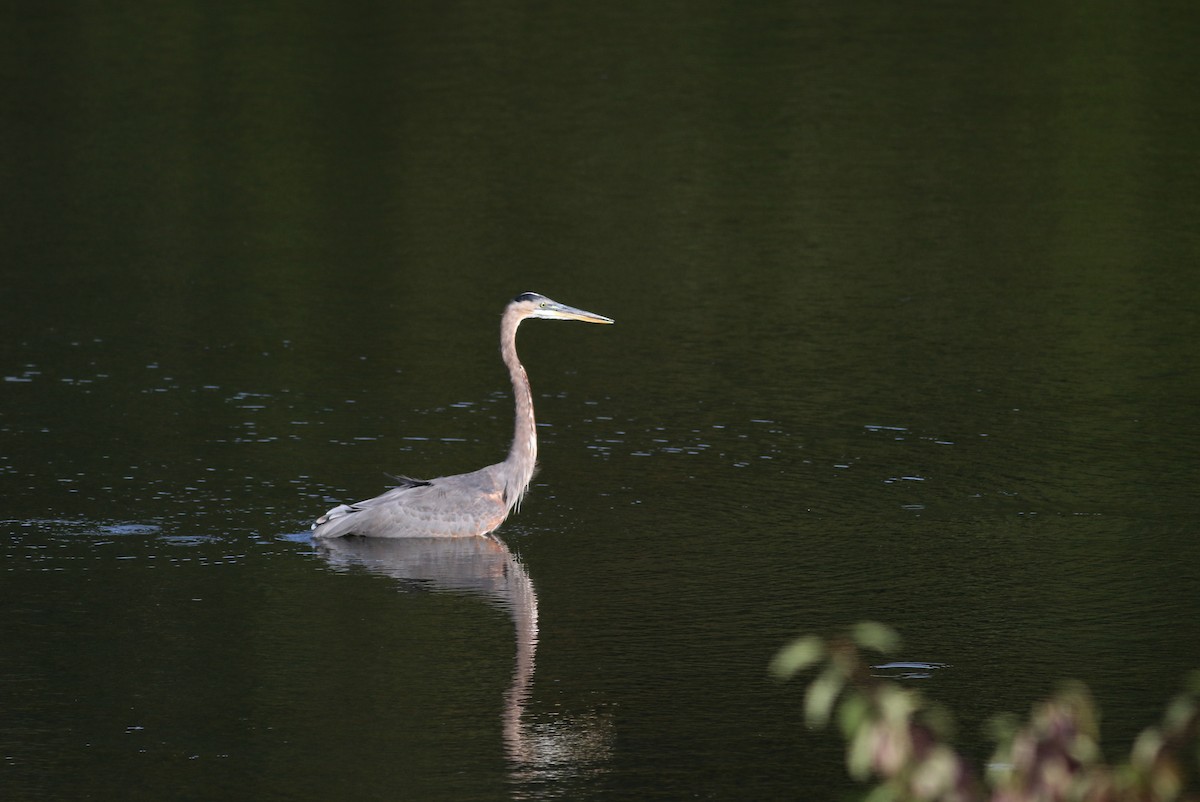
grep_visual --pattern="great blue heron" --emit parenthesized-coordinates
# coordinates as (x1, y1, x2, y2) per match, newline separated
(311, 292, 614, 539)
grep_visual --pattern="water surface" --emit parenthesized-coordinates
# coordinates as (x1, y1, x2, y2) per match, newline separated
(3, 2, 1200, 800)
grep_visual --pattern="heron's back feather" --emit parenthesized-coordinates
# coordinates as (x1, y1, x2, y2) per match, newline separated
(311, 464, 514, 538)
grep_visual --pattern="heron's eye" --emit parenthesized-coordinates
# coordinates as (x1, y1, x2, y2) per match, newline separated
(540, 302, 548, 308)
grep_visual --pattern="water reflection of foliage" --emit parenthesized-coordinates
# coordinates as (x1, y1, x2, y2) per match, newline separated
(773, 623, 1200, 802)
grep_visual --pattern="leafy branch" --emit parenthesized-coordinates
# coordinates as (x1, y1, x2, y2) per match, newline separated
(771, 623, 1200, 802)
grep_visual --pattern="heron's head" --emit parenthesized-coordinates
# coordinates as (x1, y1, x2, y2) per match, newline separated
(511, 292, 614, 325)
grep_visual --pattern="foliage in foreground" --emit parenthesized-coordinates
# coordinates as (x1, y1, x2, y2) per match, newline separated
(771, 623, 1200, 802)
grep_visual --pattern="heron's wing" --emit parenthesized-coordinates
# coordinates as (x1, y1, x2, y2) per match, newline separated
(312, 475, 434, 531)
(384, 473, 433, 489)
(311, 466, 509, 538)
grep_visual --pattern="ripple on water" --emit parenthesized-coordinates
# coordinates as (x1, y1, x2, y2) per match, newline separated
(98, 523, 163, 536)
(2, 518, 162, 538)
(871, 661, 951, 680)
(156, 534, 221, 546)
(1, 518, 300, 572)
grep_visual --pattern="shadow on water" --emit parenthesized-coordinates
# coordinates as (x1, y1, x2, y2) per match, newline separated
(310, 535, 613, 795)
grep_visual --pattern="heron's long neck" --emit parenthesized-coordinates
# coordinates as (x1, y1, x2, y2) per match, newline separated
(501, 310, 537, 509)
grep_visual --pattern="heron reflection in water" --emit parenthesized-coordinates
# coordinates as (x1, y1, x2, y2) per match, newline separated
(312, 292, 613, 539)
(316, 535, 614, 779)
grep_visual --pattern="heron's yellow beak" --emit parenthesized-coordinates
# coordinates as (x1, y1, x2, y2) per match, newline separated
(538, 302, 614, 325)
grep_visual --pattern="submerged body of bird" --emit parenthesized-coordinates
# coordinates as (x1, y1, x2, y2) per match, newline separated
(311, 292, 613, 539)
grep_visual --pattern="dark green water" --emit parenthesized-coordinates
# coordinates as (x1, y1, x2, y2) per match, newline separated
(4, 2, 1200, 799)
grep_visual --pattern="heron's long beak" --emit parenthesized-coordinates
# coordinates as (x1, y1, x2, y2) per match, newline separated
(545, 303, 614, 325)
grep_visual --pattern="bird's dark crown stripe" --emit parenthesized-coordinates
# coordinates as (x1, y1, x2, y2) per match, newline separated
(512, 291, 543, 303)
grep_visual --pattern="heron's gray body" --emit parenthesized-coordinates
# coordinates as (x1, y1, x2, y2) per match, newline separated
(312, 466, 513, 538)
(311, 292, 611, 539)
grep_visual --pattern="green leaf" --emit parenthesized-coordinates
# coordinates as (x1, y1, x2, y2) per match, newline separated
(852, 621, 900, 655)
(1163, 697, 1196, 734)
(838, 693, 870, 739)
(862, 781, 898, 802)
(769, 635, 825, 679)
(1131, 728, 1163, 769)
(877, 685, 917, 723)
(847, 721, 877, 781)
(805, 668, 845, 729)
(986, 711, 1020, 744)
